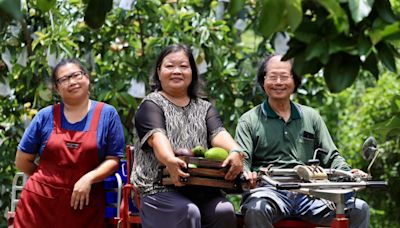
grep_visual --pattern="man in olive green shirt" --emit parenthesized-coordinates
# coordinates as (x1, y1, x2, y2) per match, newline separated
(235, 54, 369, 228)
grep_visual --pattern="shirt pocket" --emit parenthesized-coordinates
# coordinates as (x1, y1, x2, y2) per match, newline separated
(297, 131, 316, 161)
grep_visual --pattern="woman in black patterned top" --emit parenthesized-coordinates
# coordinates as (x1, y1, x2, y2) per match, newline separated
(132, 44, 244, 228)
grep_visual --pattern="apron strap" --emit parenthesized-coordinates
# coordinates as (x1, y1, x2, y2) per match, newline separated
(53, 103, 62, 133)
(89, 102, 104, 132)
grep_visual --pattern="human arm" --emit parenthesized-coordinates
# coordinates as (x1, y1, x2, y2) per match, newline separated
(313, 110, 351, 171)
(15, 150, 37, 175)
(15, 107, 51, 175)
(71, 104, 125, 209)
(211, 130, 244, 181)
(135, 100, 189, 186)
(71, 156, 119, 210)
(235, 117, 258, 188)
(205, 105, 244, 180)
(72, 104, 125, 209)
(147, 132, 189, 186)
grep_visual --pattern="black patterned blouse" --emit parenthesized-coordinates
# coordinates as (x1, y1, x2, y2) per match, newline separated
(131, 92, 225, 196)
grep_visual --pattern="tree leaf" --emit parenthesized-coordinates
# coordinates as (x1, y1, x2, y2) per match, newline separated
(375, 0, 398, 24)
(116, 92, 135, 106)
(391, 95, 400, 112)
(35, 0, 57, 13)
(285, 0, 302, 32)
(370, 21, 400, 44)
(362, 52, 379, 79)
(256, 0, 286, 38)
(292, 19, 319, 43)
(357, 35, 372, 56)
(374, 116, 400, 138)
(328, 35, 357, 54)
(376, 42, 397, 72)
(84, 0, 112, 29)
(283, 39, 306, 60)
(318, 0, 349, 33)
(228, 0, 245, 16)
(348, 0, 374, 23)
(324, 53, 360, 93)
(0, 0, 22, 20)
(304, 39, 329, 63)
(293, 52, 322, 76)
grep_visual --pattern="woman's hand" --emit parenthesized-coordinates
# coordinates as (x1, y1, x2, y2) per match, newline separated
(165, 156, 190, 187)
(243, 171, 258, 189)
(71, 173, 93, 210)
(70, 157, 119, 210)
(222, 152, 244, 181)
(148, 132, 190, 186)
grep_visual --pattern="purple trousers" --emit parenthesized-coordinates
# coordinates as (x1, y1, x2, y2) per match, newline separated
(140, 190, 236, 228)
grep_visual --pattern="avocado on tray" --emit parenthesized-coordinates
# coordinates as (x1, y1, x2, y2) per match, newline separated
(177, 156, 224, 169)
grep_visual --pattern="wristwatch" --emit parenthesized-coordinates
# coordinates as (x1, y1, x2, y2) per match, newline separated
(229, 148, 247, 159)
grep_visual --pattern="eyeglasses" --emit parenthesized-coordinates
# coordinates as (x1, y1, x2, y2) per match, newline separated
(265, 74, 292, 82)
(56, 71, 86, 85)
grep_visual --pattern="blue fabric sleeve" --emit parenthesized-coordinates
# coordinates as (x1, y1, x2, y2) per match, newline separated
(98, 103, 125, 159)
(18, 106, 53, 154)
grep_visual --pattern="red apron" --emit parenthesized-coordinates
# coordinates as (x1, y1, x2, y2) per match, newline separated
(14, 102, 105, 228)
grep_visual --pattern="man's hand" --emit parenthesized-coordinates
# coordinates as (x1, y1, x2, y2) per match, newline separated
(243, 171, 258, 189)
(165, 156, 190, 186)
(222, 152, 244, 180)
(71, 174, 93, 210)
(351, 169, 368, 178)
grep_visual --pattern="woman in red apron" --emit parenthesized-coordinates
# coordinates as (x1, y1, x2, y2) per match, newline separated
(14, 59, 125, 227)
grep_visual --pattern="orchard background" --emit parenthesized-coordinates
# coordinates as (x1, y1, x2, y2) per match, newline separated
(1, 0, 399, 227)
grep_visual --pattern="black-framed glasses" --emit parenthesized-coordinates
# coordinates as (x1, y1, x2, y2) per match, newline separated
(56, 71, 86, 85)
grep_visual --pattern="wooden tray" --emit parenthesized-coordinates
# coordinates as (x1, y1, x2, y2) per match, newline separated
(157, 156, 244, 191)
(178, 156, 226, 168)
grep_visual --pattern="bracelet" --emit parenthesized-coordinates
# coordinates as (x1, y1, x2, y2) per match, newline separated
(229, 148, 246, 159)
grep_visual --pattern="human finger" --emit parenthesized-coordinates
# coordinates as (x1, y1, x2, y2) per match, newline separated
(85, 193, 90, 206)
(79, 196, 85, 210)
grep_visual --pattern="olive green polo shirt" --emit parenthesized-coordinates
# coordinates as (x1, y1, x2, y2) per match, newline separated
(235, 100, 351, 172)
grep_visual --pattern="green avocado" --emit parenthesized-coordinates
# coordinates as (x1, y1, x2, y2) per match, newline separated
(204, 147, 228, 161)
(84, 0, 113, 29)
(192, 145, 206, 157)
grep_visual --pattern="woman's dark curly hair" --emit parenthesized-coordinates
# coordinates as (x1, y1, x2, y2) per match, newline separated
(150, 44, 200, 99)
(256, 54, 301, 92)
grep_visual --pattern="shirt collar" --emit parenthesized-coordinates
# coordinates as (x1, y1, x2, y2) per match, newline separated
(261, 99, 301, 120)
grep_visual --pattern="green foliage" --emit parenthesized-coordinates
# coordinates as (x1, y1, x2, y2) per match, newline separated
(313, 72, 400, 227)
(0, 0, 22, 33)
(34, 0, 57, 13)
(84, 0, 113, 30)
(255, 0, 400, 93)
(0, 0, 22, 20)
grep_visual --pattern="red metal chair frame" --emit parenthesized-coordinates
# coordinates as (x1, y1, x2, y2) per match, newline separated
(119, 145, 141, 228)
(274, 219, 321, 228)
